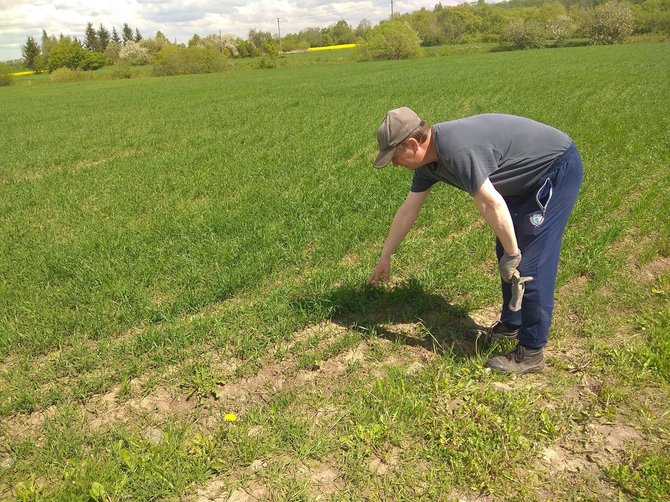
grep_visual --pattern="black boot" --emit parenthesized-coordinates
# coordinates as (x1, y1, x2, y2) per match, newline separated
(468, 320, 519, 342)
(485, 344, 545, 374)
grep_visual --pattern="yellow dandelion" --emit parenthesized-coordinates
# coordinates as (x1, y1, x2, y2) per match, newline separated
(224, 413, 238, 422)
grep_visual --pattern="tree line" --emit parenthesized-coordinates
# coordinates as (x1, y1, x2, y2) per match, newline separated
(21, 23, 145, 73)
(18, 0, 670, 75)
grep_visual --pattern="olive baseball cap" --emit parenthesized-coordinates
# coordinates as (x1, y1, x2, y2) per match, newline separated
(373, 107, 422, 168)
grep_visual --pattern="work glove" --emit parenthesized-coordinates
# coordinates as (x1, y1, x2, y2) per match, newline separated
(499, 250, 522, 283)
(509, 270, 533, 312)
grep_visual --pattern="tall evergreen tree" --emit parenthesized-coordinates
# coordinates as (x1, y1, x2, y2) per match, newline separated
(111, 27, 121, 44)
(84, 22, 97, 51)
(97, 24, 110, 52)
(122, 23, 133, 44)
(22, 36, 41, 72)
(134, 28, 143, 42)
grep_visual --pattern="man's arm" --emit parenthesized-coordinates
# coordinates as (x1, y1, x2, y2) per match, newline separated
(473, 178, 524, 283)
(368, 188, 431, 284)
(472, 178, 519, 255)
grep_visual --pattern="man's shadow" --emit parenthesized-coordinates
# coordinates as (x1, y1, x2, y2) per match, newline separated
(290, 278, 490, 360)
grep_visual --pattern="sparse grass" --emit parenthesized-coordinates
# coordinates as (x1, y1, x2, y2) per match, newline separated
(1, 42, 669, 500)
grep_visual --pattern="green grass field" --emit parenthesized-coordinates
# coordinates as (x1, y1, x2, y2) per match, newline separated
(1, 42, 669, 500)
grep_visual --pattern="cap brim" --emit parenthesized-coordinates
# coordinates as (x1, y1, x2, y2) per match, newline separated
(373, 147, 395, 168)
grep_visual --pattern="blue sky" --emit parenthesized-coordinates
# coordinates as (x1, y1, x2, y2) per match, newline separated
(0, 0, 461, 61)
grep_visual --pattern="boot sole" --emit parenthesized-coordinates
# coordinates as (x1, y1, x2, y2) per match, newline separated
(485, 361, 545, 374)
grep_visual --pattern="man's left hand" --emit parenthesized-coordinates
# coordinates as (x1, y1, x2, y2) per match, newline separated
(499, 250, 521, 283)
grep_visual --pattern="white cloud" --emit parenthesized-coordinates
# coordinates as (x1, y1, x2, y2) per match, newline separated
(0, 0, 457, 61)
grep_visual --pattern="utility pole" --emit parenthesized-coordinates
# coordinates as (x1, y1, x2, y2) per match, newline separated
(277, 18, 282, 53)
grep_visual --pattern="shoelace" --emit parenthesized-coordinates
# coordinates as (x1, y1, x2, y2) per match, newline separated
(489, 320, 503, 334)
(504, 346, 524, 363)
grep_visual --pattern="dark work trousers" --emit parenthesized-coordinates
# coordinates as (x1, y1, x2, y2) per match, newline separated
(496, 143, 584, 349)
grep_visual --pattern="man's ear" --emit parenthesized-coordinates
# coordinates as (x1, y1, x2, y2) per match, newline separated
(406, 138, 420, 152)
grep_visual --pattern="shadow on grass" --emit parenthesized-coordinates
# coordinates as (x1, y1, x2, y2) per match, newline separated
(290, 278, 487, 360)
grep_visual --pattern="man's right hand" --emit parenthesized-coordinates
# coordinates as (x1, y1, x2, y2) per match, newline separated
(368, 258, 391, 285)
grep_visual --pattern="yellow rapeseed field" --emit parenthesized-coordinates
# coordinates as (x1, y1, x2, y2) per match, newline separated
(307, 43, 357, 51)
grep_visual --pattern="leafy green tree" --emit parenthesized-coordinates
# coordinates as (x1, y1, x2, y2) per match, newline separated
(280, 33, 309, 52)
(359, 20, 422, 60)
(84, 22, 98, 51)
(22, 36, 41, 72)
(188, 34, 202, 48)
(297, 27, 323, 47)
(437, 4, 483, 43)
(97, 24, 110, 52)
(122, 23, 133, 44)
(141, 31, 170, 54)
(473, 2, 510, 41)
(355, 19, 372, 38)
(585, 1, 634, 44)
(248, 29, 274, 50)
(39, 30, 57, 71)
(633, 0, 670, 36)
(321, 32, 335, 46)
(111, 27, 121, 44)
(404, 8, 442, 46)
(41, 30, 56, 57)
(47, 36, 87, 71)
(134, 28, 143, 42)
(326, 20, 355, 44)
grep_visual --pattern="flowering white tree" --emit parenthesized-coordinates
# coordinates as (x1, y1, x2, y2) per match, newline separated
(585, 1, 634, 45)
(199, 33, 239, 57)
(119, 41, 150, 65)
(546, 15, 574, 45)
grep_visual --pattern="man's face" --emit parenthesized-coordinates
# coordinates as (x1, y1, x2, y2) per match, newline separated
(391, 143, 422, 170)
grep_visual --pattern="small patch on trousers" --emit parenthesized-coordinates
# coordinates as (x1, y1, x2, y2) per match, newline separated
(530, 212, 545, 227)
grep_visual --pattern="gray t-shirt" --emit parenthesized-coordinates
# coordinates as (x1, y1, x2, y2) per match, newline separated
(410, 114, 572, 197)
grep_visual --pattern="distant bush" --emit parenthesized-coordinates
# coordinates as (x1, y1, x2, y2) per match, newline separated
(110, 61, 132, 79)
(235, 39, 259, 58)
(503, 19, 545, 50)
(104, 41, 122, 65)
(0, 64, 12, 86)
(151, 46, 230, 76)
(50, 67, 86, 83)
(79, 52, 106, 71)
(255, 57, 277, 69)
(585, 1, 634, 45)
(634, 2, 670, 37)
(358, 20, 422, 61)
(141, 31, 171, 56)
